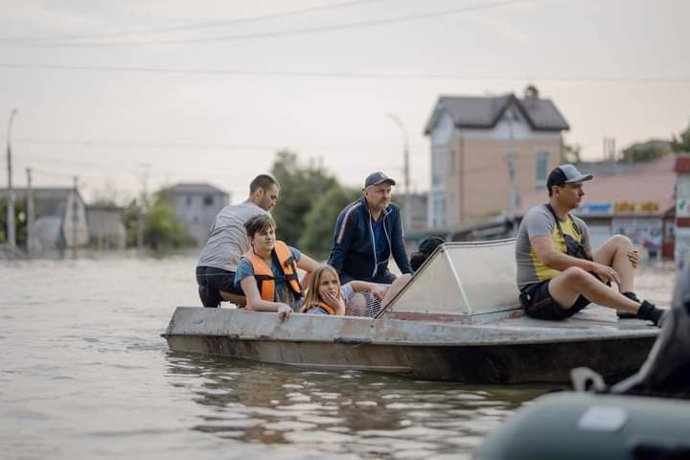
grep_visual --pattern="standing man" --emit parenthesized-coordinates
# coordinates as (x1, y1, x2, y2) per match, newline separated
(196, 174, 280, 308)
(516, 164, 665, 326)
(328, 171, 412, 284)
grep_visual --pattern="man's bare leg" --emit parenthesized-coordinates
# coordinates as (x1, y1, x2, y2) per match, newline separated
(593, 234, 636, 293)
(548, 267, 639, 315)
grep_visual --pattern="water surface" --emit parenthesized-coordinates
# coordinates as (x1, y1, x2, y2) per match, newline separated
(0, 256, 675, 459)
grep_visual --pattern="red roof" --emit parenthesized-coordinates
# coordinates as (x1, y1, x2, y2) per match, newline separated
(518, 155, 677, 215)
(674, 156, 690, 174)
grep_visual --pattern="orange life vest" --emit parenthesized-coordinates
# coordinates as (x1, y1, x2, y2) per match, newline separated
(243, 241, 303, 302)
(304, 301, 337, 315)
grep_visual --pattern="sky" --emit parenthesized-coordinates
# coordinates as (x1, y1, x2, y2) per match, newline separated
(0, 0, 689, 205)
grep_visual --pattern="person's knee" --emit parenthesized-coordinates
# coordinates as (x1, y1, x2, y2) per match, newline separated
(562, 267, 592, 288)
(609, 234, 633, 249)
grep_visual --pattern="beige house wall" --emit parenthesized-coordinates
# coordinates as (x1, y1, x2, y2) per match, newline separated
(444, 137, 562, 226)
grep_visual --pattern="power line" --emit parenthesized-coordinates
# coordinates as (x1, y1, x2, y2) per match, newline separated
(0, 0, 380, 44)
(11, 137, 278, 151)
(0, 0, 524, 47)
(1, 62, 688, 83)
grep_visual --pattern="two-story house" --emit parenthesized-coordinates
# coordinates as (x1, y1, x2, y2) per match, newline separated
(424, 85, 570, 229)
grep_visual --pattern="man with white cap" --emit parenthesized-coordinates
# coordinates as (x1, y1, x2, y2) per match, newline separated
(328, 171, 412, 284)
(515, 164, 665, 326)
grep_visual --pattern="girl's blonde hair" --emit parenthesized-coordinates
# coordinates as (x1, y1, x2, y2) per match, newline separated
(300, 265, 341, 312)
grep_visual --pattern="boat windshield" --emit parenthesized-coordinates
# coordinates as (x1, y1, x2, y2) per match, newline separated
(386, 239, 520, 316)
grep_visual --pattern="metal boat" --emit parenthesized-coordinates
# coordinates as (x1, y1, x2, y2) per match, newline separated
(163, 240, 659, 384)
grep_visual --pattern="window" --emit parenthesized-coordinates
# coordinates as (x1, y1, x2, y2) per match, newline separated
(536, 150, 550, 188)
(203, 195, 214, 206)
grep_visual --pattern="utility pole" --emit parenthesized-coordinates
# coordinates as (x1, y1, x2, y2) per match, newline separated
(6, 109, 18, 248)
(26, 168, 35, 256)
(507, 108, 518, 231)
(386, 113, 411, 231)
(72, 176, 79, 258)
(137, 163, 150, 250)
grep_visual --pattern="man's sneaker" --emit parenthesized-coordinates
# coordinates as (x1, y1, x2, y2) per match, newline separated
(617, 291, 639, 319)
(636, 300, 666, 327)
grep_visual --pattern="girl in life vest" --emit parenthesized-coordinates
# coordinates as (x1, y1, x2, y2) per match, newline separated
(236, 214, 318, 321)
(300, 265, 413, 317)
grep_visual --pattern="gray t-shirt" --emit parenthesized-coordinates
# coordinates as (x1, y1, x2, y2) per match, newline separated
(515, 204, 591, 289)
(197, 201, 268, 272)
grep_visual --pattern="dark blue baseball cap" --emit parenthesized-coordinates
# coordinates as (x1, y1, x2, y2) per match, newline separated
(364, 171, 396, 188)
(547, 164, 593, 190)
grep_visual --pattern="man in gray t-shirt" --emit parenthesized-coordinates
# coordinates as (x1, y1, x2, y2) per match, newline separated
(515, 164, 665, 326)
(196, 174, 280, 308)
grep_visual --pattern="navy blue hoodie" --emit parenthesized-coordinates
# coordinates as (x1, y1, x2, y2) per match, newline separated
(327, 197, 412, 283)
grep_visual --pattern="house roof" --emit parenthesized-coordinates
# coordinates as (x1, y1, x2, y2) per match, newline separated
(517, 155, 677, 216)
(11, 187, 85, 204)
(424, 93, 570, 134)
(169, 183, 228, 195)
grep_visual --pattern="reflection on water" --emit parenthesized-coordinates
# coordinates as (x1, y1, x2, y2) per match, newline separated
(0, 256, 676, 459)
(165, 353, 551, 458)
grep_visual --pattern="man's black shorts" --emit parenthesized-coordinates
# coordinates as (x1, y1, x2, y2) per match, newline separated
(519, 279, 591, 320)
(196, 266, 243, 308)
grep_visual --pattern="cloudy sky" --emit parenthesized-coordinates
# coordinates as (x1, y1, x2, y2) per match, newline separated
(0, 0, 688, 204)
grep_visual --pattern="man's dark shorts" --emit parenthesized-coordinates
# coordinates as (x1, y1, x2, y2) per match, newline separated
(519, 279, 591, 320)
(196, 266, 243, 308)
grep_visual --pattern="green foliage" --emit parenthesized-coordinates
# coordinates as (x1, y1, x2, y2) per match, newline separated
(0, 198, 28, 248)
(671, 124, 690, 153)
(144, 189, 196, 250)
(122, 189, 195, 250)
(123, 199, 141, 247)
(619, 140, 671, 163)
(562, 142, 581, 164)
(298, 186, 360, 261)
(270, 150, 338, 246)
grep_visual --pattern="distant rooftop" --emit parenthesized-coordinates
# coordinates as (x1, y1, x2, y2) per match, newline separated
(425, 86, 569, 134)
(169, 183, 228, 196)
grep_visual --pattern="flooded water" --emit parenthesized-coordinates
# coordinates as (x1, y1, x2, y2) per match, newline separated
(0, 255, 676, 459)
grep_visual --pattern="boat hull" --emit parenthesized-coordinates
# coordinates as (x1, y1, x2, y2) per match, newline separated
(163, 307, 658, 384)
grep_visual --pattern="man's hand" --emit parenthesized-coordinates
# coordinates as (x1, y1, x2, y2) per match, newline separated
(277, 304, 292, 322)
(627, 249, 639, 269)
(592, 262, 621, 284)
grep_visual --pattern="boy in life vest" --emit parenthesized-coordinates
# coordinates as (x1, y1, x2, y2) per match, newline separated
(235, 214, 318, 321)
(300, 264, 411, 316)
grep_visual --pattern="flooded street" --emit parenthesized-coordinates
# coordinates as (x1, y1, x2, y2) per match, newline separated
(0, 256, 676, 459)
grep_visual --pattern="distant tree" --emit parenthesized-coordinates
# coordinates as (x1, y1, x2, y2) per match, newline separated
(122, 199, 141, 247)
(91, 181, 128, 206)
(122, 189, 194, 250)
(562, 142, 582, 164)
(143, 189, 196, 251)
(619, 140, 671, 163)
(270, 150, 338, 246)
(671, 124, 690, 152)
(298, 185, 360, 261)
(0, 198, 28, 248)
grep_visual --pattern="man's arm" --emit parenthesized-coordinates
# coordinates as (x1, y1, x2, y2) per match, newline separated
(327, 210, 354, 276)
(390, 208, 412, 274)
(531, 235, 621, 284)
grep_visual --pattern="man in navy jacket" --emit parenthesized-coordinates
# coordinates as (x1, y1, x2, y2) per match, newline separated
(328, 172, 412, 284)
